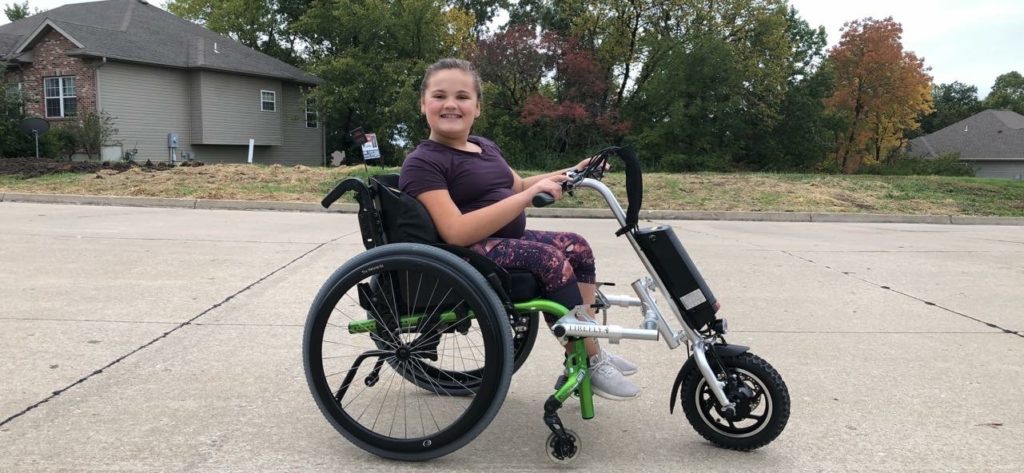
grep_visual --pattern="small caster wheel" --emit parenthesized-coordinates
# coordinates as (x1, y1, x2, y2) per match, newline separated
(545, 429, 582, 464)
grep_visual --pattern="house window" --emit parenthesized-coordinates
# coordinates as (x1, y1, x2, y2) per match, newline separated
(44, 76, 77, 118)
(5, 82, 21, 99)
(261, 90, 276, 112)
(305, 97, 318, 128)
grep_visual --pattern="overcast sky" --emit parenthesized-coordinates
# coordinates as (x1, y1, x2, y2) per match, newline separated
(5, 0, 1022, 98)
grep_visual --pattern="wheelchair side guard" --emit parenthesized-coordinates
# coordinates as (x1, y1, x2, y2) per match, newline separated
(669, 343, 749, 414)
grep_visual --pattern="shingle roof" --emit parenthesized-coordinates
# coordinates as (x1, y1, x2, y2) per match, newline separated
(0, 0, 319, 85)
(908, 110, 1024, 161)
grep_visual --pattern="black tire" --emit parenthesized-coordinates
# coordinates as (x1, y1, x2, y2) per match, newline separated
(678, 352, 790, 451)
(303, 243, 513, 461)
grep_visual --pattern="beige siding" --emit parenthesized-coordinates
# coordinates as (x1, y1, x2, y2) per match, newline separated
(190, 71, 203, 143)
(193, 83, 322, 166)
(264, 83, 324, 166)
(98, 62, 322, 166)
(97, 62, 192, 162)
(972, 161, 1024, 180)
(195, 71, 282, 146)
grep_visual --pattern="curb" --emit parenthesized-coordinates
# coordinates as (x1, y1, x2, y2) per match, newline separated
(2, 192, 1022, 226)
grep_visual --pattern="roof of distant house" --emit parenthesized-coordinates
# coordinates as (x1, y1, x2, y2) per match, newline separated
(908, 109, 1024, 161)
(0, 0, 319, 85)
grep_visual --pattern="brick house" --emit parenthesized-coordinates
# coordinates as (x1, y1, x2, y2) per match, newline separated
(1, 0, 325, 165)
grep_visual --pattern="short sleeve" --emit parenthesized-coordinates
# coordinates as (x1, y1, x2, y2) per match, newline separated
(399, 152, 449, 198)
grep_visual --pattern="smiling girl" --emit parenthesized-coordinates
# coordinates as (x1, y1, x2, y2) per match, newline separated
(399, 58, 639, 400)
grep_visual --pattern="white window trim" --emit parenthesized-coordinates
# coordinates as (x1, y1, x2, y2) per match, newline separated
(305, 97, 318, 128)
(44, 76, 76, 118)
(261, 90, 276, 112)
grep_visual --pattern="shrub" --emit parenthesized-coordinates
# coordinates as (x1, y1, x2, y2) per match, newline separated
(660, 153, 733, 172)
(858, 153, 975, 177)
(71, 111, 118, 159)
(41, 127, 78, 160)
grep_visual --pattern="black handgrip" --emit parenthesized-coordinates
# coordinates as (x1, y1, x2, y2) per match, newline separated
(532, 192, 556, 208)
(321, 177, 370, 208)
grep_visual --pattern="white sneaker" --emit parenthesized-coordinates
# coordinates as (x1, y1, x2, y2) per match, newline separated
(603, 349, 638, 376)
(589, 352, 640, 400)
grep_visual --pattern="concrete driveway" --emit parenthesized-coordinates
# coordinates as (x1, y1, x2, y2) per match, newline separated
(1, 202, 1021, 472)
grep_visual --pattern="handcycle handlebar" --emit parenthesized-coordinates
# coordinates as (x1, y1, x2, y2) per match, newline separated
(532, 145, 643, 236)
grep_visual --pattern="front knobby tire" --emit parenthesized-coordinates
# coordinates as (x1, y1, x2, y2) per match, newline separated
(679, 352, 790, 450)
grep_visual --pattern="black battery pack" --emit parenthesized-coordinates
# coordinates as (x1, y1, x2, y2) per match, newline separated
(634, 225, 718, 330)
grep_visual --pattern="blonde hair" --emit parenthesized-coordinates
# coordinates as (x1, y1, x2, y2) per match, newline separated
(420, 58, 483, 100)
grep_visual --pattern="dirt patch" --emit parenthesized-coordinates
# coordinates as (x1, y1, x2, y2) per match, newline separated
(0, 157, 197, 178)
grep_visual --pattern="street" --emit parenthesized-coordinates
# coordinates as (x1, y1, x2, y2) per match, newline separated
(1, 202, 1022, 472)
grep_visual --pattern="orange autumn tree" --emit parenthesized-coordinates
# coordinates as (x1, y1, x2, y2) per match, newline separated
(825, 17, 933, 173)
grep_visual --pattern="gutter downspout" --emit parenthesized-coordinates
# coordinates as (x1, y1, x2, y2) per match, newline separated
(95, 56, 107, 112)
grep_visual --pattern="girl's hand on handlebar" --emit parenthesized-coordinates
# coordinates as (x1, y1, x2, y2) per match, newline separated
(530, 175, 569, 200)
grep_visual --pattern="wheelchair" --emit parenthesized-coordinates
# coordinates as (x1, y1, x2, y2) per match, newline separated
(303, 146, 790, 462)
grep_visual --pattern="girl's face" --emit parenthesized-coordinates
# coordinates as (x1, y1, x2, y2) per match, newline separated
(421, 68, 480, 143)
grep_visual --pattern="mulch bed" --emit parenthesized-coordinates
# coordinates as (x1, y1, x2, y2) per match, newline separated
(0, 157, 201, 178)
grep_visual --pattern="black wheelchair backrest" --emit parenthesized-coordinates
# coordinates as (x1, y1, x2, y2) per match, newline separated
(369, 174, 442, 246)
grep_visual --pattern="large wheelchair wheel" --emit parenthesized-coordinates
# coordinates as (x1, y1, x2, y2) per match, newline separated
(303, 243, 513, 461)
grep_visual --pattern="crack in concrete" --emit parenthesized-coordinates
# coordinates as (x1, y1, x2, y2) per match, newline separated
(653, 221, 1022, 339)
(781, 250, 1023, 339)
(0, 233, 351, 429)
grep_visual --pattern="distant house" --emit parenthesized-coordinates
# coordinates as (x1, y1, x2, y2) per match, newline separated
(907, 110, 1024, 180)
(1, 0, 324, 165)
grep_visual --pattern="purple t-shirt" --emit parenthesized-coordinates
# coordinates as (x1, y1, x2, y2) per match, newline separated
(400, 136, 526, 241)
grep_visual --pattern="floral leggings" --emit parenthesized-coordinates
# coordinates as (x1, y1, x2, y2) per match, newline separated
(469, 230, 596, 317)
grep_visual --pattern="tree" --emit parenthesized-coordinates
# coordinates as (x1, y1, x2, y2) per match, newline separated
(167, 0, 309, 65)
(760, 7, 835, 171)
(1, 78, 34, 157)
(824, 17, 933, 173)
(920, 81, 981, 134)
(473, 24, 551, 113)
(519, 36, 630, 152)
(71, 111, 119, 160)
(623, 0, 804, 170)
(3, 1, 29, 22)
(294, 0, 473, 160)
(984, 71, 1024, 114)
(448, 0, 508, 37)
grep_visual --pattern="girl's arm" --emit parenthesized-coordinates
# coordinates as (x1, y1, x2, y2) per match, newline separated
(417, 176, 567, 247)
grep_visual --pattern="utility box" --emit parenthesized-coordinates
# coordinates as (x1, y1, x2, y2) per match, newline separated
(100, 145, 123, 162)
(167, 133, 179, 148)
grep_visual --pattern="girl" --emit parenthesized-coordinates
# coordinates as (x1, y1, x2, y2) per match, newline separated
(399, 58, 639, 400)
